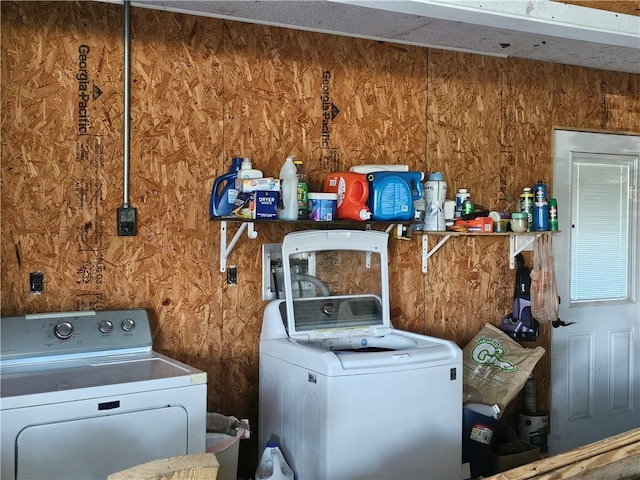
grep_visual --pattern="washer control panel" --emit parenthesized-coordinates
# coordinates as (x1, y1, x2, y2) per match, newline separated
(0, 309, 152, 361)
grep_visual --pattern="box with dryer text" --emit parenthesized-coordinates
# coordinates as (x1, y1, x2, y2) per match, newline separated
(254, 191, 279, 219)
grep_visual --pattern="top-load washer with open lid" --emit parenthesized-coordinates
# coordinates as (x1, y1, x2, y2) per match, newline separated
(259, 230, 462, 480)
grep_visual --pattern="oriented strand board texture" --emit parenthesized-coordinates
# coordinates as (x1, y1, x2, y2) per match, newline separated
(2, 1, 639, 474)
(558, 0, 640, 16)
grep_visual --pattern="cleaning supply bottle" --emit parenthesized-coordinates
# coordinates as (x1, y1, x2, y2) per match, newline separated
(278, 155, 299, 220)
(323, 172, 371, 221)
(255, 441, 295, 480)
(549, 198, 558, 231)
(366, 171, 423, 221)
(237, 157, 263, 180)
(455, 188, 470, 218)
(520, 187, 534, 232)
(339, 203, 371, 221)
(295, 159, 309, 219)
(412, 192, 426, 231)
(210, 157, 243, 217)
(423, 172, 447, 231)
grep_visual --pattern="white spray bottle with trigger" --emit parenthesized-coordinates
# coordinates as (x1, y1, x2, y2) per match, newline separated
(278, 155, 299, 220)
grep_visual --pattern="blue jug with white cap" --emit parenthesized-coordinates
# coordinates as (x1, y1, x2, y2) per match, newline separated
(210, 157, 243, 217)
(366, 171, 424, 221)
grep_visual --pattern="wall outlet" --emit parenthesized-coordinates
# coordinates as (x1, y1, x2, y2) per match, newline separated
(29, 271, 44, 294)
(227, 266, 237, 285)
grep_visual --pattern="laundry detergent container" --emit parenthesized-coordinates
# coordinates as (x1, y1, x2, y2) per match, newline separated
(323, 172, 371, 221)
(366, 171, 423, 221)
(462, 407, 499, 479)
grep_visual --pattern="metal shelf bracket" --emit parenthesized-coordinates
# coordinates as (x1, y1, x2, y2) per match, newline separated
(220, 221, 258, 272)
(422, 234, 452, 273)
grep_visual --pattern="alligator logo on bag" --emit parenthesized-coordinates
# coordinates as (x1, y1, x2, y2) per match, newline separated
(470, 336, 516, 372)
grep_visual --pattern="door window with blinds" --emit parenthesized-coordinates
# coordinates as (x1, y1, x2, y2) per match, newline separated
(570, 153, 637, 305)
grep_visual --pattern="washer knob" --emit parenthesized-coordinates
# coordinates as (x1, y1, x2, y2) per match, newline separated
(99, 320, 113, 334)
(54, 321, 74, 339)
(121, 318, 136, 332)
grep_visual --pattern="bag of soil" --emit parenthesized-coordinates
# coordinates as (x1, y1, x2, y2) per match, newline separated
(462, 323, 545, 414)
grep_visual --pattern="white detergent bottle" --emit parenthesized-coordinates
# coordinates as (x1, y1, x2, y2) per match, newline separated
(238, 157, 263, 179)
(279, 155, 299, 220)
(255, 441, 295, 480)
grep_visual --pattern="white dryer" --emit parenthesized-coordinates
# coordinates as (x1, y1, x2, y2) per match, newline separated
(0, 309, 206, 480)
(259, 230, 462, 480)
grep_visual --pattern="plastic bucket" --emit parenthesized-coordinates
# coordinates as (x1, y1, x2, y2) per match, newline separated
(206, 413, 248, 480)
(518, 412, 548, 454)
(206, 429, 244, 480)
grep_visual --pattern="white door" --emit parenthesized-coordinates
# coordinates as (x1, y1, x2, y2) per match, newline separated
(550, 130, 640, 455)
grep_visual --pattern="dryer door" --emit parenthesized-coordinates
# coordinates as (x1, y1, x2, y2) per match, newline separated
(16, 405, 188, 479)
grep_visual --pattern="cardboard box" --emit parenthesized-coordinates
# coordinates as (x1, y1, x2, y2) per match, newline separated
(231, 192, 253, 219)
(236, 177, 280, 192)
(454, 216, 493, 233)
(486, 441, 540, 474)
(254, 191, 279, 219)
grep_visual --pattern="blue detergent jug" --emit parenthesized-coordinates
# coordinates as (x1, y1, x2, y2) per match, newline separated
(210, 157, 243, 217)
(366, 171, 423, 221)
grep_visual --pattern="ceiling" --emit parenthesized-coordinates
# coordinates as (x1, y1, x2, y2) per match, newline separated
(128, 0, 640, 74)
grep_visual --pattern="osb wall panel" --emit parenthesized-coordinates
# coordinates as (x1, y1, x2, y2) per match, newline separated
(558, 0, 640, 16)
(2, 1, 639, 474)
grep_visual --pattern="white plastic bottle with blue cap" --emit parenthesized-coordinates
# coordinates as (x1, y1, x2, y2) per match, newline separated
(255, 440, 295, 480)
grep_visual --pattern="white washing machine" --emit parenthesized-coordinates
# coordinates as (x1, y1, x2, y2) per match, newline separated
(259, 230, 462, 480)
(0, 309, 207, 480)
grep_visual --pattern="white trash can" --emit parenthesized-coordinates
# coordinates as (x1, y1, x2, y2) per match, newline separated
(206, 413, 250, 480)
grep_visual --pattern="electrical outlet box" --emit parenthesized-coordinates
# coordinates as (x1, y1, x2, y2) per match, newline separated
(29, 272, 43, 294)
(262, 244, 316, 300)
(227, 266, 237, 285)
(262, 244, 283, 300)
(117, 206, 137, 236)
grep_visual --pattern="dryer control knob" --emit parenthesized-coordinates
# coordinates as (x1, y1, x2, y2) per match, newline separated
(99, 320, 113, 334)
(121, 318, 136, 332)
(54, 321, 74, 339)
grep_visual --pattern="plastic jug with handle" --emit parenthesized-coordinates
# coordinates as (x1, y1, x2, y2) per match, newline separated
(323, 172, 371, 221)
(210, 157, 243, 217)
(255, 441, 294, 480)
(366, 171, 423, 221)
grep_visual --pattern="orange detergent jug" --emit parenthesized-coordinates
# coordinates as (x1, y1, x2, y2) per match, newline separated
(323, 172, 371, 221)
